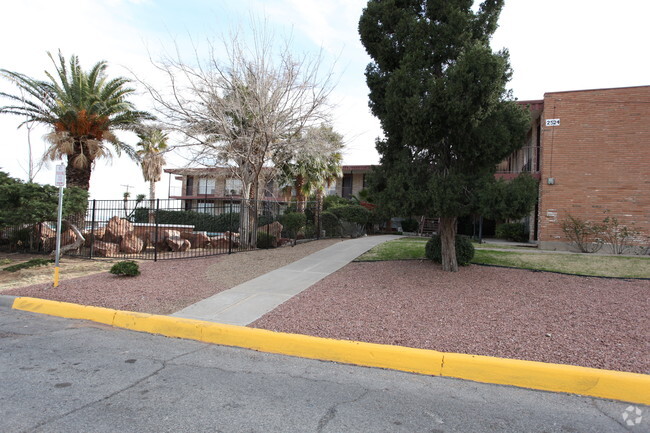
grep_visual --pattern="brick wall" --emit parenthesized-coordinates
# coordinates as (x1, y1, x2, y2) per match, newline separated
(538, 86, 650, 250)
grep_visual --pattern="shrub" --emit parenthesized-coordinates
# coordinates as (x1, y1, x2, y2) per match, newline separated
(401, 218, 419, 233)
(3, 258, 54, 272)
(600, 212, 641, 254)
(134, 209, 239, 233)
(303, 223, 317, 239)
(495, 222, 528, 242)
(561, 215, 603, 253)
(109, 260, 140, 277)
(256, 232, 276, 249)
(323, 195, 350, 211)
(331, 205, 370, 225)
(320, 211, 340, 237)
(281, 212, 307, 240)
(425, 234, 475, 266)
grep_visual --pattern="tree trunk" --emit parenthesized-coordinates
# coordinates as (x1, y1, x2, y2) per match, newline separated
(65, 155, 93, 190)
(295, 174, 305, 213)
(148, 181, 156, 224)
(439, 216, 458, 272)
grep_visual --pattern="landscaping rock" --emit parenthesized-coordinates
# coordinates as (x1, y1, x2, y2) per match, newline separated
(104, 216, 134, 244)
(33, 222, 56, 239)
(120, 233, 145, 254)
(209, 236, 232, 250)
(181, 231, 210, 249)
(93, 240, 120, 257)
(166, 236, 191, 252)
(258, 222, 283, 240)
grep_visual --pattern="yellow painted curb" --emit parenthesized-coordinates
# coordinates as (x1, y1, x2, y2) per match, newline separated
(11, 296, 650, 405)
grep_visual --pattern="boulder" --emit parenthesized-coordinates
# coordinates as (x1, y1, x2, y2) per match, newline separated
(33, 222, 56, 239)
(258, 221, 283, 240)
(104, 216, 134, 244)
(93, 240, 120, 257)
(120, 233, 144, 254)
(209, 236, 233, 250)
(181, 231, 210, 249)
(166, 236, 191, 252)
(83, 227, 106, 247)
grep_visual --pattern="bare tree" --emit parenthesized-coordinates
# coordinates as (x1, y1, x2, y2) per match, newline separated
(137, 25, 334, 246)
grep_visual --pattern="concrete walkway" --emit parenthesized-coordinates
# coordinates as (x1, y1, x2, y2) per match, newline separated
(172, 235, 401, 326)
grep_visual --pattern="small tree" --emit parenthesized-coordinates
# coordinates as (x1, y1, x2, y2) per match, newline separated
(139, 26, 333, 247)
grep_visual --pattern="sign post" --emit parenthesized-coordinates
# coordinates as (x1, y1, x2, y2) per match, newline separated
(53, 164, 66, 288)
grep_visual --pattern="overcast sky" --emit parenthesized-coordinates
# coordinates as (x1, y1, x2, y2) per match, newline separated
(1, 0, 648, 199)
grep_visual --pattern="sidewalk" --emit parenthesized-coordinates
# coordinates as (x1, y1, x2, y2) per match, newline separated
(171, 235, 401, 325)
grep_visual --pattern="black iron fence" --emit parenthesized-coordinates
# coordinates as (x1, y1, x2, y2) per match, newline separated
(0, 198, 325, 261)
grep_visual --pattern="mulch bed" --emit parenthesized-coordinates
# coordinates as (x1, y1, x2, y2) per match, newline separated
(251, 260, 650, 374)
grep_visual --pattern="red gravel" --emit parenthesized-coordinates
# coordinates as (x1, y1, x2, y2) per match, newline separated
(251, 261, 650, 374)
(4, 256, 225, 314)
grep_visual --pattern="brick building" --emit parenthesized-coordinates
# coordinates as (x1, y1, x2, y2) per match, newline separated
(529, 85, 650, 251)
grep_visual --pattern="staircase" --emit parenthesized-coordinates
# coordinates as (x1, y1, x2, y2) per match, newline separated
(418, 217, 439, 236)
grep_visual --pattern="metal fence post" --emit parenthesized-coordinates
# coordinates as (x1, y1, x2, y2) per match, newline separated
(154, 199, 160, 262)
(228, 199, 233, 254)
(89, 199, 96, 259)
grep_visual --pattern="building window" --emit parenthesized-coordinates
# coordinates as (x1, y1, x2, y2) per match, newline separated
(362, 174, 367, 189)
(225, 178, 243, 196)
(197, 201, 215, 214)
(197, 178, 215, 195)
(186, 176, 194, 196)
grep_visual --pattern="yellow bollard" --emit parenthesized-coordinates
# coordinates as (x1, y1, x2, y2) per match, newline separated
(53, 267, 60, 288)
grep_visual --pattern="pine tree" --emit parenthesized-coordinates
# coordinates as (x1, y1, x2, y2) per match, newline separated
(359, 0, 530, 271)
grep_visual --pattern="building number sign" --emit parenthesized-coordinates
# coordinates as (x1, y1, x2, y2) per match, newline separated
(545, 118, 561, 127)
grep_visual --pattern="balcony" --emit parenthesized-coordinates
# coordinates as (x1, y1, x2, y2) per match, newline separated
(496, 145, 541, 180)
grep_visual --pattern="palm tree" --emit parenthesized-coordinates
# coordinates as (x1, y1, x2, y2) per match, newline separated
(136, 127, 168, 202)
(281, 124, 344, 213)
(0, 51, 151, 190)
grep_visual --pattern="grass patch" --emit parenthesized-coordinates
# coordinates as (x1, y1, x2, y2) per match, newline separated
(473, 242, 536, 250)
(472, 250, 650, 278)
(358, 237, 650, 278)
(3, 258, 55, 273)
(357, 237, 427, 261)
(0, 258, 12, 266)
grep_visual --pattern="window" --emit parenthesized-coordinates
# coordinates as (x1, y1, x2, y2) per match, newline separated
(197, 201, 215, 214)
(197, 178, 215, 195)
(225, 178, 243, 195)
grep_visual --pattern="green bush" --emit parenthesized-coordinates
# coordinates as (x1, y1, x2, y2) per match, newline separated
(331, 205, 370, 225)
(495, 222, 528, 242)
(3, 258, 54, 272)
(281, 212, 307, 239)
(323, 195, 350, 210)
(109, 261, 140, 277)
(256, 232, 276, 249)
(134, 209, 239, 233)
(401, 218, 419, 232)
(320, 211, 340, 237)
(425, 234, 475, 266)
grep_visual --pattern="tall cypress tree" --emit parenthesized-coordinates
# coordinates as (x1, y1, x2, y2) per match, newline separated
(359, 0, 530, 271)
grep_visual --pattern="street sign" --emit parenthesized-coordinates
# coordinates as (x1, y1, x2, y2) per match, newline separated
(55, 164, 66, 187)
(545, 118, 560, 127)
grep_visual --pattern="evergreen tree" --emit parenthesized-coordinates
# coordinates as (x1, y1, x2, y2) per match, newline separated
(359, 0, 530, 271)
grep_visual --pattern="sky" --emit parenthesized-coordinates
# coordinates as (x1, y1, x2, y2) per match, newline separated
(0, 0, 648, 200)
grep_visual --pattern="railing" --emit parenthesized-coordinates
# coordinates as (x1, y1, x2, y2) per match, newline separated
(496, 145, 540, 175)
(0, 198, 327, 261)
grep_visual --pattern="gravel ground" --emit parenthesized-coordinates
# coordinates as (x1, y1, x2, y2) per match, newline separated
(6, 239, 648, 374)
(4, 239, 342, 315)
(251, 260, 650, 374)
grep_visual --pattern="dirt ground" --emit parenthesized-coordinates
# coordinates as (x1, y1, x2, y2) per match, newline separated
(0, 252, 119, 291)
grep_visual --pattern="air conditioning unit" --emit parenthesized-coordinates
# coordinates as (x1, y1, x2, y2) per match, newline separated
(226, 189, 243, 196)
